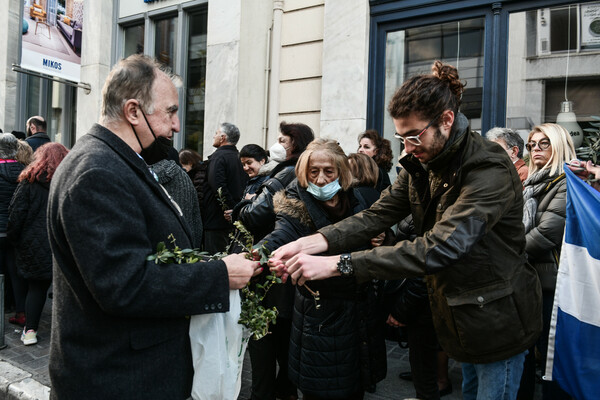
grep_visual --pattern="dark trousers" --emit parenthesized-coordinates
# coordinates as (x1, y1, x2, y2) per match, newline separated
(25, 279, 51, 331)
(407, 315, 440, 400)
(303, 391, 364, 400)
(203, 229, 231, 254)
(249, 317, 297, 400)
(0, 237, 27, 312)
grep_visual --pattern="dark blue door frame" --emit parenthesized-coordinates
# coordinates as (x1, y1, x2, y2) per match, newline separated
(367, 0, 582, 135)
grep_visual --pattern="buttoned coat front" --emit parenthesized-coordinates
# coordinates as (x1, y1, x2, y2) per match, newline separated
(47, 124, 230, 400)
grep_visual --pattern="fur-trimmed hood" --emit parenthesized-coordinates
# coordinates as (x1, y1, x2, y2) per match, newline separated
(273, 190, 315, 230)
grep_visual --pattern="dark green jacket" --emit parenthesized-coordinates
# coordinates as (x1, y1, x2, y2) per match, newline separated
(319, 113, 542, 364)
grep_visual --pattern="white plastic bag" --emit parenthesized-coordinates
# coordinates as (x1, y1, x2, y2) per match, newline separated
(190, 290, 250, 400)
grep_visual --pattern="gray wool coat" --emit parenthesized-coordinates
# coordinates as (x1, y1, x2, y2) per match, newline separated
(47, 124, 230, 400)
(152, 159, 203, 248)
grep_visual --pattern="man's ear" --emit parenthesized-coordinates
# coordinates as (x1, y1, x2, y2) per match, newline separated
(510, 146, 519, 159)
(441, 110, 455, 129)
(123, 99, 141, 126)
(440, 110, 455, 137)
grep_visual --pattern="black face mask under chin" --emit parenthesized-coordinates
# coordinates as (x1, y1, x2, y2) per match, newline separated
(130, 109, 173, 165)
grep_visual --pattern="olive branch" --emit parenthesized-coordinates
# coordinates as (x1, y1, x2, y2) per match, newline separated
(147, 222, 281, 341)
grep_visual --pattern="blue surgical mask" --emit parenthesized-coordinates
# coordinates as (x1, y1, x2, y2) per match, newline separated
(307, 179, 341, 201)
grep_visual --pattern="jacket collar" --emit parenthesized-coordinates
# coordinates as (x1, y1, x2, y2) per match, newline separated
(427, 112, 469, 172)
(87, 124, 193, 240)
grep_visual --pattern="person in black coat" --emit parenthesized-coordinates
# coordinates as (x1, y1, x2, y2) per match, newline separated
(261, 139, 386, 400)
(25, 116, 51, 152)
(202, 122, 248, 253)
(232, 122, 314, 400)
(0, 133, 27, 326)
(357, 129, 393, 192)
(8, 143, 69, 345)
(179, 148, 206, 207)
(46, 55, 258, 399)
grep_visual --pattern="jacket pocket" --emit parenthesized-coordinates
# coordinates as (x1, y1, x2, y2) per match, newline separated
(445, 282, 526, 356)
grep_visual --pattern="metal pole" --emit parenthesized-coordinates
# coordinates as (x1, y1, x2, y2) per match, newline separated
(0, 274, 7, 349)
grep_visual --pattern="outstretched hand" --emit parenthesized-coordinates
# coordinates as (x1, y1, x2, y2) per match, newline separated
(283, 254, 340, 286)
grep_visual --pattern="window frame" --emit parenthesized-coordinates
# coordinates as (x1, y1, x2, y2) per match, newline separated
(367, 0, 584, 135)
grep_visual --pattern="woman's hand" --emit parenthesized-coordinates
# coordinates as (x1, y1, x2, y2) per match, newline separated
(224, 209, 232, 222)
(371, 232, 385, 247)
(386, 314, 406, 328)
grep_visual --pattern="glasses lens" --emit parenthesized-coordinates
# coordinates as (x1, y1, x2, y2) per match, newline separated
(526, 140, 551, 152)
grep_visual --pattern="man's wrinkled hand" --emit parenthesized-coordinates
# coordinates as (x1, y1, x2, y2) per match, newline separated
(223, 253, 262, 289)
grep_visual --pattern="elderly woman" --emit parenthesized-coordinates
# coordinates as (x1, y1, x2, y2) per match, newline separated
(8, 143, 69, 345)
(262, 139, 386, 400)
(357, 129, 393, 192)
(519, 123, 575, 400)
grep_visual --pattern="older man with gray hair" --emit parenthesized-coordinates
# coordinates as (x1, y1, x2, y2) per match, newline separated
(47, 54, 259, 399)
(202, 122, 248, 253)
(486, 127, 529, 183)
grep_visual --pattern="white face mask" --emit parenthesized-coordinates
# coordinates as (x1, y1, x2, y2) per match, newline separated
(268, 142, 287, 163)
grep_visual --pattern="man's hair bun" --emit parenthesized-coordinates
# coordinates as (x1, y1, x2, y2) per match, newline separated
(431, 60, 465, 102)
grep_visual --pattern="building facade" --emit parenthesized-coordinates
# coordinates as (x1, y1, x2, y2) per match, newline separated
(1, 0, 598, 169)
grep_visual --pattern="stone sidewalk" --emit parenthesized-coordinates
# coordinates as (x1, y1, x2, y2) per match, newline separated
(1, 297, 465, 400)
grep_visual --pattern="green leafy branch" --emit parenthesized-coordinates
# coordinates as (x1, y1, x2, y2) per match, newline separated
(146, 222, 281, 341)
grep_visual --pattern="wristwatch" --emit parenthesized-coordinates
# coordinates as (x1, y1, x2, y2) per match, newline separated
(337, 253, 354, 277)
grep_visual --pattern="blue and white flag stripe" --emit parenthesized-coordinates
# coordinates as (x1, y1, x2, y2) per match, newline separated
(545, 166, 600, 400)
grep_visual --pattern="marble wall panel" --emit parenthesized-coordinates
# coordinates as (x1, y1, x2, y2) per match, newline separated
(203, 40, 239, 156)
(279, 78, 321, 114)
(281, 6, 324, 46)
(320, 0, 370, 125)
(280, 42, 323, 81)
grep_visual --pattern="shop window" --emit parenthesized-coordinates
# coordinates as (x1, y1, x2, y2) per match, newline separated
(535, 2, 600, 55)
(506, 2, 600, 148)
(124, 23, 145, 57)
(155, 17, 177, 70)
(184, 10, 208, 155)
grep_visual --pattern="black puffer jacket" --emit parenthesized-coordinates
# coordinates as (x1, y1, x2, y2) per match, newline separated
(233, 158, 297, 240)
(263, 180, 386, 398)
(0, 161, 25, 234)
(7, 174, 52, 280)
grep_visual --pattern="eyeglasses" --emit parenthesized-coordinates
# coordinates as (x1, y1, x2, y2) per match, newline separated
(526, 139, 551, 152)
(394, 113, 442, 146)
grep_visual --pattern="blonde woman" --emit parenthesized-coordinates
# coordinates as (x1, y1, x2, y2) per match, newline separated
(520, 123, 575, 400)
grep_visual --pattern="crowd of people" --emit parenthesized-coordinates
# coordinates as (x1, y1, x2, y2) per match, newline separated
(1, 53, 599, 400)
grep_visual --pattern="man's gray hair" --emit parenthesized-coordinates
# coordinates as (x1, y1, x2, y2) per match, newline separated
(485, 127, 525, 158)
(220, 122, 240, 145)
(101, 54, 181, 123)
(0, 133, 19, 159)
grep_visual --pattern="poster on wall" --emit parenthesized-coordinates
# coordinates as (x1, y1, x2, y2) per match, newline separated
(581, 3, 600, 46)
(20, 0, 84, 82)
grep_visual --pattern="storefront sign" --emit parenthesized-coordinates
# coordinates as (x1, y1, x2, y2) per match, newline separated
(20, 0, 83, 82)
(582, 3, 600, 46)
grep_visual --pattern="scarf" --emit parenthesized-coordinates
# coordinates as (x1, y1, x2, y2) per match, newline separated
(522, 169, 563, 233)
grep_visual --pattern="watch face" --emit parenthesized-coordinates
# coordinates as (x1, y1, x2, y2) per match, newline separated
(337, 254, 353, 276)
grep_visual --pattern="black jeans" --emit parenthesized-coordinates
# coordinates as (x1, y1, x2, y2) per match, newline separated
(0, 237, 27, 312)
(249, 317, 297, 400)
(407, 314, 440, 400)
(25, 279, 51, 331)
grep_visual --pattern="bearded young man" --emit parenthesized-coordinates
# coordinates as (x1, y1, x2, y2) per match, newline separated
(269, 61, 542, 400)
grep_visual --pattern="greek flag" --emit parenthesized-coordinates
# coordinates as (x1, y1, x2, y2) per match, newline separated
(545, 166, 600, 400)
